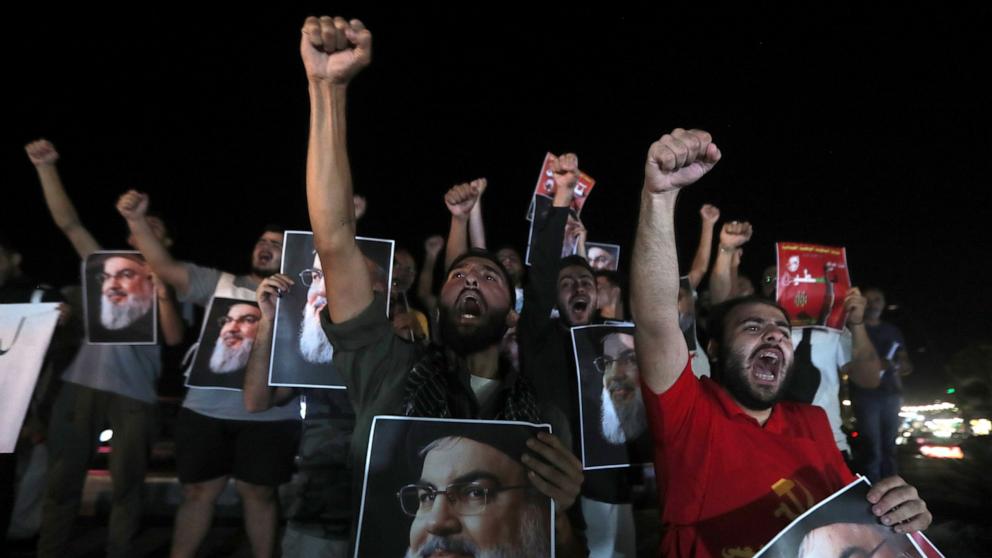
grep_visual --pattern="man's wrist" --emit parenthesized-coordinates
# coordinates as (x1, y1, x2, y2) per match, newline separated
(718, 244, 738, 254)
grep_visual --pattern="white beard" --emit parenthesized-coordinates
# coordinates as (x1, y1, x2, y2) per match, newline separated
(209, 336, 253, 373)
(600, 385, 647, 445)
(100, 291, 152, 330)
(298, 298, 334, 364)
(405, 501, 548, 558)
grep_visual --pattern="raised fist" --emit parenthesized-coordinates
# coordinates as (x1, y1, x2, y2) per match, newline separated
(644, 129, 721, 194)
(25, 139, 59, 166)
(700, 204, 720, 224)
(116, 190, 150, 221)
(301, 16, 372, 85)
(469, 177, 488, 197)
(424, 235, 445, 257)
(844, 287, 867, 325)
(444, 182, 480, 218)
(720, 221, 753, 249)
(550, 153, 580, 194)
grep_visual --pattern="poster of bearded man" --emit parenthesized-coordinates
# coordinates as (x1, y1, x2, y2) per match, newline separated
(571, 323, 653, 469)
(268, 231, 394, 389)
(82, 251, 157, 344)
(186, 297, 261, 390)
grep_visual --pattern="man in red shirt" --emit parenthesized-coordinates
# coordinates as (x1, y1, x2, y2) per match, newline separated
(629, 128, 932, 557)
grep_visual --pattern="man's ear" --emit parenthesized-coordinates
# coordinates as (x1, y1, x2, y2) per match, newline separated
(707, 339, 719, 362)
(505, 309, 519, 329)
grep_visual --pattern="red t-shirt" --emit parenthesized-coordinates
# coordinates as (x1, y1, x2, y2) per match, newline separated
(643, 359, 856, 557)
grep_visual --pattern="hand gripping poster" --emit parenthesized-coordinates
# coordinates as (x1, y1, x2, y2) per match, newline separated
(525, 153, 597, 265)
(755, 477, 944, 558)
(775, 243, 851, 331)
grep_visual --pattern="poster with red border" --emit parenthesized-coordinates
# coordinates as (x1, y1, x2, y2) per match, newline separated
(775, 243, 851, 331)
(525, 152, 597, 220)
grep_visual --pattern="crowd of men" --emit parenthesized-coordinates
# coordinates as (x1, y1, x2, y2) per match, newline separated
(1, 14, 929, 558)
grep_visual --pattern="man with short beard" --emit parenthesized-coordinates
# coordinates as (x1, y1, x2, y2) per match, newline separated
(98, 255, 154, 332)
(597, 333, 646, 445)
(300, 16, 586, 556)
(209, 303, 260, 373)
(117, 191, 300, 558)
(631, 127, 931, 556)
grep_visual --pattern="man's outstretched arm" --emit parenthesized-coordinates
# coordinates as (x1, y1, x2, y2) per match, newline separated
(25, 139, 101, 259)
(116, 190, 191, 296)
(443, 179, 483, 271)
(708, 220, 752, 305)
(686, 203, 720, 289)
(302, 15, 374, 324)
(632, 129, 721, 394)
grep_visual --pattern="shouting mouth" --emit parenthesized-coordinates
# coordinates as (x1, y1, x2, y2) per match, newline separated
(456, 291, 485, 321)
(569, 295, 590, 316)
(256, 251, 273, 265)
(749, 346, 784, 386)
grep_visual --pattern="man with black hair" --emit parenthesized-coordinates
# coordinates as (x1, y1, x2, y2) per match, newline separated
(117, 190, 299, 558)
(594, 269, 625, 321)
(299, 15, 585, 556)
(631, 127, 931, 556)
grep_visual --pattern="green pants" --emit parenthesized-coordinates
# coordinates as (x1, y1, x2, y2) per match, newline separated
(37, 382, 157, 558)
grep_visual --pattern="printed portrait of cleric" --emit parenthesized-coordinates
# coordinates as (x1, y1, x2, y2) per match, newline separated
(572, 323, 653, 469)
(186, 297, 261, 390)
(269, 231, 394, 389)
(356, 416, 553, 558)
(82, 251, 157, 344)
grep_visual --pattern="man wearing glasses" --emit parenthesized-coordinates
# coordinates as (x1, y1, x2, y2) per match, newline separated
(397, 432, 551, 558)
(595, 332, 646, 446)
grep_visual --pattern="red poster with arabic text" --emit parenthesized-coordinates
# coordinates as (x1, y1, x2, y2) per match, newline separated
(775, 243, 851, 331)
(526, 152, 597, 220)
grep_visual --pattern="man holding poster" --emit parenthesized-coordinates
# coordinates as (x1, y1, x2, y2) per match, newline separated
(630, 127, 931, 556)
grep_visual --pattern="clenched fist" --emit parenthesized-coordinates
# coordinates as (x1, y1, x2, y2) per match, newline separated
(116, 190, 150, 221)
(644, 129, 721, 194)
(444, 181, 481, 219)
(700, 204, 720, 224)
(301, 16, 372, 85)
(25, 139, 59, 166)
(720, 221, 753, 249)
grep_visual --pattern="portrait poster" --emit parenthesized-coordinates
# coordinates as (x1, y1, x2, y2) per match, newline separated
(82, 250, 157, 344)
(571, 323, 653, 470)
(0, 303, 60, 453)
(679, 276, 698, 352)
(775, 243, 851, 331)
(586, 242, 621, 272)
(269, 231, 394, 389)
(755, 477, 944, 558)
(525, 152, 597, 220)
(356, 416, 555, 558)
(186, 297, 261, 390)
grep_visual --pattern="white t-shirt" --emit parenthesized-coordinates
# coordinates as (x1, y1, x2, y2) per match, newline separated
(790, 327, 853, 453)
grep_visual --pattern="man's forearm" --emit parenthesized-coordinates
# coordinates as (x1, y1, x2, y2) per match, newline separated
(445, 216, 469, 271)
(244, 318, 276, 412)
(468, 201, 486, 249)
(688, 220, 715, 288)
(708, 247, 735, 305)
(126, 216, 190, 294)
(632, 190, 688, 393)
(847, 324, 882, 389)
(35, 165, 100, 258)
(306, 81, 372, 322)
(157, 290, 185, 347)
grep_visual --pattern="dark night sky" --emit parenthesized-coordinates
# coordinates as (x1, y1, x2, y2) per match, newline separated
(4, 6, 990, 400)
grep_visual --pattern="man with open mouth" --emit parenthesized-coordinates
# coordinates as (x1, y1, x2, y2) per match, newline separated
(631, 127, 932, 557)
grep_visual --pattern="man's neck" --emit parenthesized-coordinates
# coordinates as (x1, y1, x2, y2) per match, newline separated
(458, 344, 502, 380)
(730, 394, 773, 426)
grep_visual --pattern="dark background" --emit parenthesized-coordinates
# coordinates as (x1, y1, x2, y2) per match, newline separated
(5, 6, 990, 403)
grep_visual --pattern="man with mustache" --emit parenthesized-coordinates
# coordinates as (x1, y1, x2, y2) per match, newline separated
(631, 127, 931, 556)
(399, 429, 551, 558)
(597, 332, 646, 446)
(117, 191, 300, 558)
(209, 303, 261, 373)
(26, 140, 185, 558)
(97, 254, 155, 334)
(298, 253, 334, 364)
(300, 15, 585, 556)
